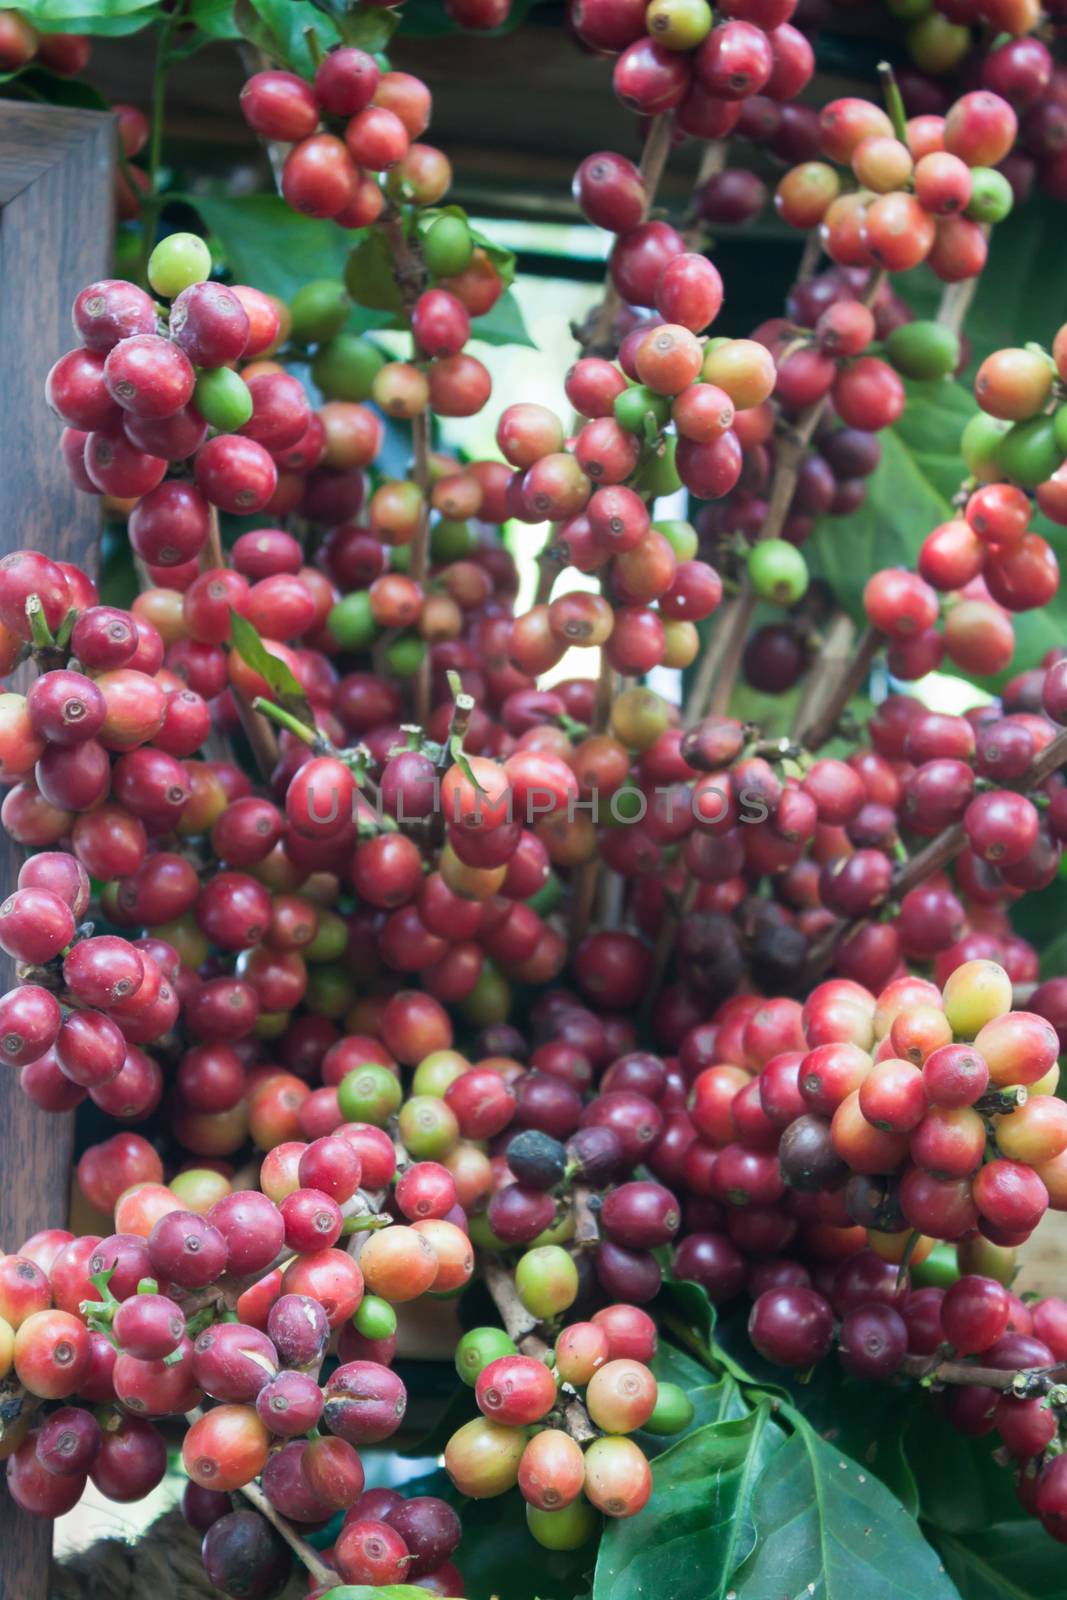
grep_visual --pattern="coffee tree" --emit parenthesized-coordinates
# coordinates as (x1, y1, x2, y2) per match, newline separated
(5, 0, 1067, 1595)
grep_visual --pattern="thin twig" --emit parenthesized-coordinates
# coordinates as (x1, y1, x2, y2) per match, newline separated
(936, 269, 982, 337)
(239, 1476, 336, 1586)
(483, 1255, 543, 1348)
(232, 686, 280, 781)
(790, 611, 855, 743)
(682, 139, 728, 249)
(900, 1356, 1067, 1396)
(202, 505, 225, 571)
(645, 877, 698, 1016)
(799, 626, 883, 751)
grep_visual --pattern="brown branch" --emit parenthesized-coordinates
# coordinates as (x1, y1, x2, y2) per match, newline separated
(239, 1475, 336, 1587)
(799, 626, 883, 751)
(572, 1184, 600, 1247)
(682, 138, 728, 249)
(202, 505, 225, 571)
(483, 1254, 543, 1349)
(936, 260, 983, 337)
(231, 685, 280, 783)
(790, 611, 855, 743)
(645, 876, 698, 1017)
(901, 1356, 1067, 1397)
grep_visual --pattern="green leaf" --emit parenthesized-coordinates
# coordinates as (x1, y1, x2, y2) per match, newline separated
(929, 1521, 1067, 1600)
(10, 0, 161, 31)
(594, 1407, 786, 1600)
(229, 609, 317, 727)
(345, 227, 405, 313)
(710, 1306, 918, 1512)
(808, 373, 1067, 684)
(731, 1416, 959, 1600)
(177, 193, 389, 327)
(10, 0, 158, 19)
(471, 285, 535, 349)
(183, 0, 241, 41)
(306, 0, 400, 51)
(899, 195, 1067, 374)
(0, 64, 108, 104)
(232, 0, 341, 76)
(807, 378, 971, 627)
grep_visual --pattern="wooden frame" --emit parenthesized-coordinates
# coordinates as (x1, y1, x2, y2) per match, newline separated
(0, 98, 113, 1600)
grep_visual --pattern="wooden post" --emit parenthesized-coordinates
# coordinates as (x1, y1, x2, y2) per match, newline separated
(0, 100, 113, 1598)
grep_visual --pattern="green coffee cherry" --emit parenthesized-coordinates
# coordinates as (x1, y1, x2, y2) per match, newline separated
(303, 909, 348, 963)
(885, 320, 960, 381)
(337, 1064, 404, 1125)
(431, 518, 477, 562)
(654, 518, 699, 561)
(397, 1094, 460, 1160)
(614, 384, 672, 434)
(747, 538, 809, 606)
(515, 1245, 579, 1319)
(353, 1295, 398, 1340)
(384, 633, 427, 677)
(148, 232, 211, 298)
(455, 1325, 517, 1386)
(527, 870, 562, 916)
(289, 279, 350, 344)
(411, 1049, 467, 1098)
(995, 415, 1060, 487)
(311, 334, 385, 402)
(328, 591, 378, 651)
(459, 962, 511, 1026)
(526, 1499, 599, 1550)
(424, 213, 475, 278)
(644, 1381, 695, 1435)
(966, 168, 1013, 226)
(960, 411, 1012, 483)
(907, 11, 970, 75)
(302, 964, 355, 1019)
(194, 367, 253, 432)
(645, 0, 713, 49)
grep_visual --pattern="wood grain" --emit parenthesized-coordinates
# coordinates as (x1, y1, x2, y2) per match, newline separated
(0, 98, 113, 1600)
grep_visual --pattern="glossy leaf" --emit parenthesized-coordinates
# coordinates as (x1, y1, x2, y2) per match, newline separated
(807, 374, 1067, 681)
(179, 193, 391, 331)
(732, 1415, 959, 1600)
(229, 609, 317, 727)
(233, 0, 341, 74)
(710, 1305, 918, 1511)
(928, 1521, 1064, 1600)
(471, 286, 535, 349)
(10, 0, 162, 32)
(806, 378, 969, 626)
(594, 1407, 786, 1600)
